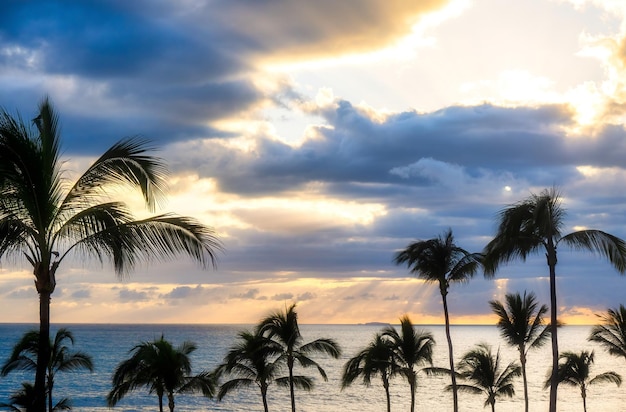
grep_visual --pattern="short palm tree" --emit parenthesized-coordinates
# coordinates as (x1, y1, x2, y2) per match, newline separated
(341, 333, 398, 412)
(215, 329, 284, 412)
(452, 343, 521, 412)
(394, 229, 483, 412)
(589, 304, 626, 361)
(483, 187, 626, 412)
(381, 316, 435, 412)
(489, 291, 549, 412)
(257, 303, 342, 412)
(0, 98, 221, 411)
(545, 350, 621, 412)
(107, 336, 215, 412)
(1, 328, 93, 412)
(0, 382, 70, 412)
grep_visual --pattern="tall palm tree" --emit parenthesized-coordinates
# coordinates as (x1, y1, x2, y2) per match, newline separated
(452, 343, 521, 412)
(545, 350, 621, 412)
(394, 229, 483, 412)
(107, 335, 215, 412)
(588, 304, 626, 361)
(341, 333, 398, 412)
(257, 303, 342, 412)
(381, 316, 435, 412)
(0, 98, 221, 411)
(215, 329, 285, 412)
(483, 187, 626, 412)
(489, 290, 549, 412)
(1, 328, 94, 412)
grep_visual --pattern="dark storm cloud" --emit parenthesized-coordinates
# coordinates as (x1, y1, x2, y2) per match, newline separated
(180, 102, 595, 197)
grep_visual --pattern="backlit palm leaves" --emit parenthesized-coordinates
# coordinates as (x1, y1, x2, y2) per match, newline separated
(0, 328, 92, 412)
(382, 316, 435, 412)
(589, 305, 626, 361)
(394, 229, 482, 412)
(483, 187, 626, 412)
(107, 336, 215, 412)
(257, 304, 341, 412)
(215, 329, 284, 412)
(452, 343, 520, 412)
(341, 333, 397, 412)
(489, 291, 549, 412)
(546, 350, 621, 412)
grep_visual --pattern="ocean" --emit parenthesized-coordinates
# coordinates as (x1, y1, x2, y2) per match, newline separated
(0, 324, 623, 411)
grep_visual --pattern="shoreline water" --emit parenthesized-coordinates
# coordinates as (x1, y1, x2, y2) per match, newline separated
(0, 324, 619, 411)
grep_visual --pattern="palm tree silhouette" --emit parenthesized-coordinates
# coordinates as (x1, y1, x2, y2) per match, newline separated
(452, 343, 520, 412)
(394, 229, 482, 412)
(489, 291, 549, 412)
(107, 335, 215, 412)
(483, 187, 626, 412)
(381, 316, 435, 412)
(589, 304, 626, 361)
(257, 303, 342, 412)
(341, 332, 398, 412)
(0, 98, 222, 411)
(215, 329, 284, 412)
(0, 382, 71, 412)
(1, 328, 93, 412)
(545, 350, 621, 412)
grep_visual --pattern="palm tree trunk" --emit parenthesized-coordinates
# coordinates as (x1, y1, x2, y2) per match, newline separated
(288, 356, 296, 412)
(519, 347, 528, 412)
(261, 384, 269, 412)
(47, 379, 53, 412)
(547, 242, 559, 412)
(581, 385, 587, 412)
(158, 393, 164, 412)
(409, 376, 416, 412)
(168, 392, 175, 412)
(491, 400, 496, 412)
(383, 375, 391, 412)
(442, 291, 458, 412)
(31, 290, 51, 412)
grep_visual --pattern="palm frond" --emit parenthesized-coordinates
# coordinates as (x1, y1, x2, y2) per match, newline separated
(588, 371, 622, 387)
(218, 378, 253, 400)
(60, 137, 168, 215)
(560, 230, 626, 274)
(64, 213, 221, 276)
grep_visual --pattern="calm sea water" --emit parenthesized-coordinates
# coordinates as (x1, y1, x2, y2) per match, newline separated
(0, 324, 623, 412)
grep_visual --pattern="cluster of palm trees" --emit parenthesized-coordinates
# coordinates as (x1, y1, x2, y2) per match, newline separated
(341, 301, 626, 412)
(3, 99, 626, 411)
(392, 187, 626, 412)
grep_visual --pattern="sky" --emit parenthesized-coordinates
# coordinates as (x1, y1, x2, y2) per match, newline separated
(1, 0, 626, 325)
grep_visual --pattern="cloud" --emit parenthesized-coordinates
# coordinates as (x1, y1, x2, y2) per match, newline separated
(71, 289, 91, 299)
(271, 293, 294, 301)
(230, 288, 261, 300)
(118, 287, 149, 302)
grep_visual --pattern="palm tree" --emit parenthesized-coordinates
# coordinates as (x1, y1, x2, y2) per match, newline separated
(107, 335, 215, 412)
(257, 303, 342, 412)
(0, 98, 221, 411)
(452, 343, 521, 412)
(483, 187, 626, 412)
(545, 350, 621, 412)
(215, 329, 284, 412)
(588, 304, 626, 361)
(0, 382, 71, 412)
(394, 229, 483, 412)
(1, 328, 93, 412)
(489, 290, 549, 412)
(381, 316, 435, 412)
(341, 333, 398, 412)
